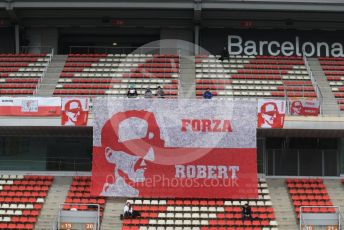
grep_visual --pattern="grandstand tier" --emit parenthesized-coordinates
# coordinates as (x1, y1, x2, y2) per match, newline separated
(0, 54, 51, 96)
(286, 178, 334, 219)
(54, 54, 180, 97)
(64, 176, 105, 213)
(121, 178, 278, 230)
(319, 57, 344, 111)
(195, 55, 315, 98)
(0, 175, 53, 230)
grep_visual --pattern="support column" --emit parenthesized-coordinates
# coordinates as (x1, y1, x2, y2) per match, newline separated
(339, 138, 344, 176)
(194, 24, 200, 55)
(14, 24, 20, 53)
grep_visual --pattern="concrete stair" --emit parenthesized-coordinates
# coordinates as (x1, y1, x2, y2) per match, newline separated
(179, 55, 195, 98)
(37, 55, 67, 96)
(100, 198, 126, 230)
(308, 58, 341, 116)
(267, 178, 298, 230)
(34, 176, 72, 230)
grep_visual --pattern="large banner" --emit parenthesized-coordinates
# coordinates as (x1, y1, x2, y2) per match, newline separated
(257, 99, 286, 128)
(91, 99, 258, 198)
(61, 98, 89, 126)
(289, 99, 320, 116)
(0, 97, 61, 116)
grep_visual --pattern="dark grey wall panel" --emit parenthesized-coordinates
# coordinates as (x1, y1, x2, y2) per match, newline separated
(0, 27, 15, 53)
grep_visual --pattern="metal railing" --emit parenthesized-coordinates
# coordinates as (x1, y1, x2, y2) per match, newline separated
(177, 48, 182, 97)
(57, 203, 100, 230)
(16, 46, 55, 95)
(69, 46, 181, 55)
(52, 87, 178, 99)
(303, 54, 324, 115)
(300, 210, 309, 230)
(52, 214, 59, 230)
(34, 49, 54, 95)
(20, 46, 54, 55)
(299, 206, 341, 230)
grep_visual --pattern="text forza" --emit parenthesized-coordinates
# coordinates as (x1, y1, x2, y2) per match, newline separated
(181, 119, 233, 132)
(228, 35, 344, 57)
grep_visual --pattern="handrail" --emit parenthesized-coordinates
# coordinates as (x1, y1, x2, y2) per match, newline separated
(303, 54, 324, 115)
(57, 203, 100, 230)
(52, 214, 58, 230)
(178, 49, 181, 97)
(20, 46, 54, 55)
(338, 207, 343, 230)
(34, 48, 54, 95)
(299, 206, 308, 230)
(69, 45, 181, 55)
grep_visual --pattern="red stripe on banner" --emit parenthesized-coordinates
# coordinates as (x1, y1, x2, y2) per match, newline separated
(91, 147, 258, 199)
(0, 106, 61, 116)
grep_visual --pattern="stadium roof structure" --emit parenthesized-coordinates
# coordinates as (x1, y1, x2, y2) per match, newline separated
(1, 0, 344, 30)
(2, 0, 344, 11)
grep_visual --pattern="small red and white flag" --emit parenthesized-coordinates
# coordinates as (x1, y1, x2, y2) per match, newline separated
(61, 97, 89, 126)
(0, 97, 61, 116)
(289, 99, 319, 116)
(257, 99, 286, 128)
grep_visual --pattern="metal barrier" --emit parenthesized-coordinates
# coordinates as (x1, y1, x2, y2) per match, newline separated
(299, 206, 341, 230)
(14, 46, 55, 95)
(303, 53, 324, 115)
(69, 46, 180, 55)
(0, 94, 324, 117)
(34, 49, 54, 95)
(20, 46, 54, 55)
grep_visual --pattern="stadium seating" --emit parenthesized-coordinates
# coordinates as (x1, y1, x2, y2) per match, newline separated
(195, 55, 316, 98)
(54, 54, 179, 97)
(122, 178, 278, 230)
(0, 54, 51, 95)
(319, 57, 344, 110)
(286, 178, 334, 219)
(63, 176, 106, 215)
(0, 175, 53, 229)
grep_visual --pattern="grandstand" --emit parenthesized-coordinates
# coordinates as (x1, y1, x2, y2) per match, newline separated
(54, 54, 179, 97)
(0, 54, 51, 95)
(195, 55, 315, 98)
(2, 0, 344, 230)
